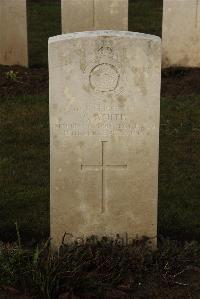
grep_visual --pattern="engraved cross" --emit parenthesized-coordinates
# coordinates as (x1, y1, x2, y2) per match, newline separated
(81, 141, 127, 213)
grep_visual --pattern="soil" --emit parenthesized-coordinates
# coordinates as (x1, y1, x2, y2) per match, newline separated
(161, 67, 200, 97)
(0, 66, 48, 97)
(0, 289, 30, 299)
(1, 269, 200, 299)
(76, 270, 200, 299)
(0, 65, 200, 98)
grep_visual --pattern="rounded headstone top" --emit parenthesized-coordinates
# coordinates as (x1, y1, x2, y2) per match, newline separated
(48, 30, 161, 45)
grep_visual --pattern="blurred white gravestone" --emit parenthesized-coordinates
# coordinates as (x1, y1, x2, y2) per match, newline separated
(61, 0, 128, 33)
(49, 31, 161, 248)
(0, 0, 28, 67)
(162, 0, 200, 67)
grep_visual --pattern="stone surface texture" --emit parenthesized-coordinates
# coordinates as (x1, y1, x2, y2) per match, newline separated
(49, 31, 161, 248)
(0, 0, 28, 67)
(162, 0, 200, 67)
(61, 0, 128, 33)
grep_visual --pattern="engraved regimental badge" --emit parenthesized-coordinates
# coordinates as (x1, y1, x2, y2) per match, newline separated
(88, 40, 121, 93)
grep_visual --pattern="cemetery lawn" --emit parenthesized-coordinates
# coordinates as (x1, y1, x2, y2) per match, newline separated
(0, 94, 49, 242)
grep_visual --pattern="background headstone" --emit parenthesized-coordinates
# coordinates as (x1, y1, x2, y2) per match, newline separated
(162, 0, 200, 67)
(49, 31, 161, 248)
(61, 0, 128, 33)
(0, 0, 28, 67)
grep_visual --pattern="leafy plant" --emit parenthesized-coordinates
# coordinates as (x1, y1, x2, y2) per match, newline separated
(5, 70, 19, 82)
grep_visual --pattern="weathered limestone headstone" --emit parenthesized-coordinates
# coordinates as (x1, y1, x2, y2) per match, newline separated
(0, 0, 28, 67)
(49, 31, 161, 248)
(61, 0, 128, 33)
(162, 0, 200, 67)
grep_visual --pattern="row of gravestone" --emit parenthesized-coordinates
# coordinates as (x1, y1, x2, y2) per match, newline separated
(0, 0, 200, 68)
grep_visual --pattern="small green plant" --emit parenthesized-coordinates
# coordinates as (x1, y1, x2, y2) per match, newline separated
(5, 70, 19, 82)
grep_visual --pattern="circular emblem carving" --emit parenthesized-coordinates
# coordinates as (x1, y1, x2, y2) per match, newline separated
(89, 63, 119, 92)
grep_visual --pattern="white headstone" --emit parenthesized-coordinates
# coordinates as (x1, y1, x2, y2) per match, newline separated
(0, 0, 28, 67)
(49, 31, 161, 248)
(162, 0, 200, 67)
(61, 0, 128, 33)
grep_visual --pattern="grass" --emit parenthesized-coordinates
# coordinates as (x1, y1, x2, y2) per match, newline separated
(0, 96, 49, 242)
(159, 96, 200, 240)
(0, 94, 199, 242)
(0, 236, 199, 299)
(27, 0, 163, 67)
